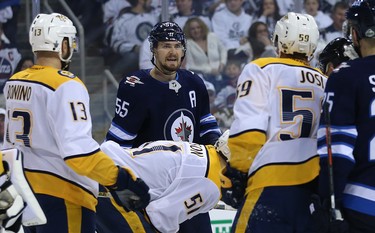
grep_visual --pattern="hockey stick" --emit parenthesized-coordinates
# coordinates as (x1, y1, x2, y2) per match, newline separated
(323, 103, 343, 221)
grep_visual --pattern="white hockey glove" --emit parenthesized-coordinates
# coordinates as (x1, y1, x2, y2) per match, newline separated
(0, 169, 25, 233)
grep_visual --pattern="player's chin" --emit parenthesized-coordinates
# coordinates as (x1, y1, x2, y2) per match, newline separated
(164, 63, 180, 71)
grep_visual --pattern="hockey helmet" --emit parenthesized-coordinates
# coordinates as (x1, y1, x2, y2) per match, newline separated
(346, 0, 375, 39)
(214, 130, 231, 161)
(148, 21, 186, 53)
(273, 12, 319, 58)
(318, 37, 358, 74)
(29, 13, 77, 63)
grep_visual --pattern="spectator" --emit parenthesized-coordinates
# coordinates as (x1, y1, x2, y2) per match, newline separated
(303, 0, 333, 31)
(316, 1, 375, 232)
(201, 0, 225, 17)
(14, 56, 33, 73)
(244, 0, 294, 16)
(184, 17, 227, 88)
(108, 0, 158, 76)
(213, 60, 241, 132)
(138, 38, 153, 69)
(212, 0, 253, 62)
(65, 0, 104, 52)
(98, 21, 221, 233)
(0, 107, 4, 148)
(320, 1, 349, 43)
(0, 0, 20, 46)
(4, 13, 150, 233)
(171, 0, 212, 30)
(102, 0, 130, 24)
(247, 21, 278, 61)
(204, 80, 216, 113)
(222, 13, 324, 232)
(0, 23, 21, 96)
(253, 0, 282, 35)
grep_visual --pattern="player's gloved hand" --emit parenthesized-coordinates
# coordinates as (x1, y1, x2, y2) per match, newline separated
(219, 164, 247, 209)
(0, 170, 26, 233)
(305, 194, 349, 233)
(106, 166, 150, 211)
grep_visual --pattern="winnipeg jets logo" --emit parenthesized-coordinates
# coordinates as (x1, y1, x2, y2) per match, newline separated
(164, 109, 195, 142)
(175, 112, 192, 141)
(125, 76, 144, 87)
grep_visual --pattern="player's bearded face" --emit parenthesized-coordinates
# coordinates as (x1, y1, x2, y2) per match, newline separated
(155, 41, 183, 72)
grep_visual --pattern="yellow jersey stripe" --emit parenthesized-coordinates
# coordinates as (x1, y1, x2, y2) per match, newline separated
(25, 170, 97, 211)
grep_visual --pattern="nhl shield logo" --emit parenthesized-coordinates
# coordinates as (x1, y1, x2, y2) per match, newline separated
(164, 109, 196, 142)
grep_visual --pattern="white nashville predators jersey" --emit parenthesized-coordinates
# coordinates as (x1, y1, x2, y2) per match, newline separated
(3, 65, 101, 211)
(230, 57, 327, 189)
(100, 140, 221, 233)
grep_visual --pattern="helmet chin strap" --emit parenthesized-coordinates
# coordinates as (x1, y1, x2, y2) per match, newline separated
(59, 42, 73, 70)
(61, 61, 70, 71)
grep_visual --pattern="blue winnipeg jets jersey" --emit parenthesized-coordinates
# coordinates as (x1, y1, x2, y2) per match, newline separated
(106, 69, 221, 147)
(317, 56, 375, 216)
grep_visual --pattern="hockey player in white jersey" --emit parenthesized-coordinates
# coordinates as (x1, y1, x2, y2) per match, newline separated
(3, 13, 150, 233)
(221, 12, 327, 233)
(100, 131, 232, 233)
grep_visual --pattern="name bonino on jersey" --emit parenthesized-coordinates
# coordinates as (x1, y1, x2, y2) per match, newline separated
(6, 84, 31, 101)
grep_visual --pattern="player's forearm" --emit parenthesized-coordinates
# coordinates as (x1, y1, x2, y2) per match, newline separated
(65, 150, 118, 186)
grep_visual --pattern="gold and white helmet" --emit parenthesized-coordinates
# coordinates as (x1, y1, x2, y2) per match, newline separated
(29, 13, 77, 63)
(273, 12, 319, 58)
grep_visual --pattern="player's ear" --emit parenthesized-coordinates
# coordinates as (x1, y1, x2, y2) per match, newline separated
(61, 38, 70, 59)
(351, 28, 360, 47)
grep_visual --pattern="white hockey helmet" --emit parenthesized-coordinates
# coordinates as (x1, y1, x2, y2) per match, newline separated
(272, 12, 319, 58)
(29, 13, 77, 63)
(214, 130, 231, 161)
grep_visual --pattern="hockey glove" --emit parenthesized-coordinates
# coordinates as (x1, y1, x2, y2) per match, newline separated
(305, 194, 349, 233)
(0, 170, 25, 233)
(220, 164, 247, 209)
(106, 166, 150, 211)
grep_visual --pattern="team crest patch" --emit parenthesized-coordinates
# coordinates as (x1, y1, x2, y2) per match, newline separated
(164, 109, 195, 142)
(125, 76, 144, 87)
(58, 70, 76, 78)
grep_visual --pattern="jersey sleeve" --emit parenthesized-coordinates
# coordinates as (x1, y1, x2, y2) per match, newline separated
(195, 75, 221, 145)
(105, 77, 147, 147)
(228, 63, 268, 172)
(317, 67, 357, 202)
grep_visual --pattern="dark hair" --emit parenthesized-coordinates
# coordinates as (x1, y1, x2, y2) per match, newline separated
(127, 0, 138, 7)
(332, 1, 349, 13)
(255, 0, 281, 22)
(183, 17, 209, 40)
(248, 21, 268, 39)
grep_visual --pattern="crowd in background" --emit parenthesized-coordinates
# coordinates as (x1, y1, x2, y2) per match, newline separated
(0, 0, 356, 130)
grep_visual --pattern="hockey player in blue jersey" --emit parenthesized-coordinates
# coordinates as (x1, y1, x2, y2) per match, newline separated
(106, 21, 221, 147)
(318, 37, 358, 76)
(317, 0, 375, 232)
(97, 21, 221, 233)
